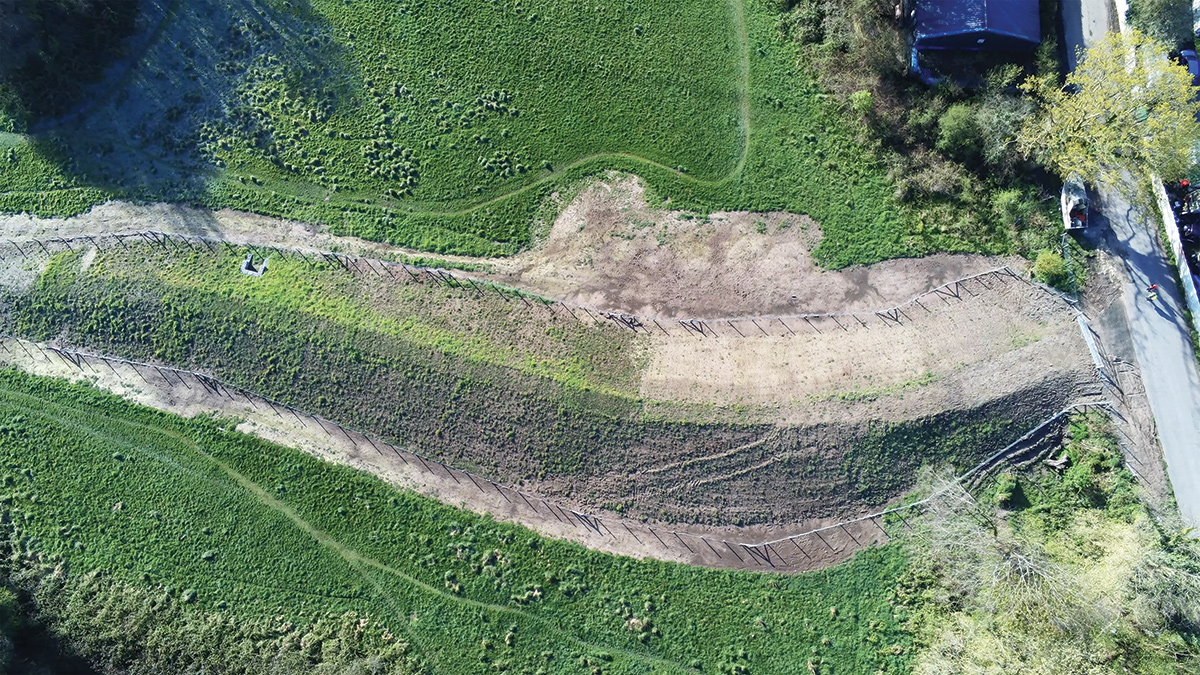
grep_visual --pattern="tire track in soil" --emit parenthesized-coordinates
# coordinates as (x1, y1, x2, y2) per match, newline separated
(0, 341, 885, 574)
(643, 430, 778, 476)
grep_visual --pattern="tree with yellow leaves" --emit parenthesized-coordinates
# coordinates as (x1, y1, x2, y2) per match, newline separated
(1018, 29, 1200, 186)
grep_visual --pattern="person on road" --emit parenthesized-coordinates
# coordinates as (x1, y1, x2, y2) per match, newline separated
(1147, 284, 1159, 302)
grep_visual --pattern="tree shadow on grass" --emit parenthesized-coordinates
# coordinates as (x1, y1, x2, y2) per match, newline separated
(2, 0, 142, 126)
(15, 0, 353, 228)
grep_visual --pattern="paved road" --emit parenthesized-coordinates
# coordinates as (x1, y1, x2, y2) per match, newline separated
(1061, 0, 1114, 71)
(1062, 0, 1200, 526)
(1090, 192, 1200, 526)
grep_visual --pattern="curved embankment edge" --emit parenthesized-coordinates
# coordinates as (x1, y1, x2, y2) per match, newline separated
(0, 336, 1116, 573)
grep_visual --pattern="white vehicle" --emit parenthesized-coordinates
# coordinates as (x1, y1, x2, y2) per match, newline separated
(1061, 175, 1088, 231)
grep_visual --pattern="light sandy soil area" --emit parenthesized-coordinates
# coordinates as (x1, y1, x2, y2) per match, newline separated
(638, 272, 1092, 427)
(488, 175, 1026, 318)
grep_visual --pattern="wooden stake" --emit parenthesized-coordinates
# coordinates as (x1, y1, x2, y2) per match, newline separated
(723, 541, 744, 562)
(673, 531, 694, 553)
(648, 527, 668, 547)
(790, 537, 811, 559)
(813, 529, 835, 550)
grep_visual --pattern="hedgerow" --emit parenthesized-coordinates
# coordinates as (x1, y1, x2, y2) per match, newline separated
(0, 0, 1023, 266)
(0, 369, 915, 673)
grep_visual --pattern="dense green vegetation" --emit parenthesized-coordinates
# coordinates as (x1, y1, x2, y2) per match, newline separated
(0, 369, 915, 673)
(0, 246, 1070, 525)
(0, 0, 1052, 266)
(994, 413, 1140, 527)
(901, 413, 1200, 673)
(1127, 0, 1195, 48)
(778, 0, 1068, 263)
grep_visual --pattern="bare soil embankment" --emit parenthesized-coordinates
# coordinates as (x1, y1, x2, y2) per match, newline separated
(0, 342, 886, 573)
(0, 177, 1099, 568)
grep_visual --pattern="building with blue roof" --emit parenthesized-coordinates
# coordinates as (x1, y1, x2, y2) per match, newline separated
(913, 0, 1041, 52)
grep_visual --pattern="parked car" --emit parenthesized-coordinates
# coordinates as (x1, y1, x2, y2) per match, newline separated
(1061, 175, 1088, 230)
(1181, 49, 1200, 86)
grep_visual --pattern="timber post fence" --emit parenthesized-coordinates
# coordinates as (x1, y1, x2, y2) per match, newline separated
(0, 334, 1116, 572)
(0, 231, 1041, 340)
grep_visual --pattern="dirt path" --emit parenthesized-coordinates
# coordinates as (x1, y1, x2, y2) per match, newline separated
(0, 339, 882, 573)
(0, 174, 1021, 321)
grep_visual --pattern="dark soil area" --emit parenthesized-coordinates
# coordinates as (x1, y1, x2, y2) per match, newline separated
(0, 246, 1085, 526)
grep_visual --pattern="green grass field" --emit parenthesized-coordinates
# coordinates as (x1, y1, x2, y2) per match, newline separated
(0, 369, 914, 673)
(0, 0, 1016, 266)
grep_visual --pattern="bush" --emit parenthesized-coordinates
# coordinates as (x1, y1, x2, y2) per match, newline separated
(778, 0, 825, 44)
(936, 104, 981, 162)
(994, 473, 1018, 507)
(991, 188, 1037, 228)
(1033, 249, 1067, 288)
(850, 89, 873, 117)
(974, 94, 1033, 175)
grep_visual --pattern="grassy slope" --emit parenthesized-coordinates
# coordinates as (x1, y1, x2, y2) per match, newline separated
(0, 248, 1063, 525)
(0, 369, 914, 673)
(0, 0, 1009, 266)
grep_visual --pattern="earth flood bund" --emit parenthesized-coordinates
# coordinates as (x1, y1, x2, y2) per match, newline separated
(0, 213, 1095, 568)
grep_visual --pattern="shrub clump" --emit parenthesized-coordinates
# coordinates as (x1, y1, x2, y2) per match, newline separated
(1033, 249, 1067, 288)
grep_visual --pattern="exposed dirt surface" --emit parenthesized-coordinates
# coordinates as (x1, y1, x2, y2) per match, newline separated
(0, 181, 1102, 551)
(487, 175, 1026, 318)
(0, 340, 882, 573)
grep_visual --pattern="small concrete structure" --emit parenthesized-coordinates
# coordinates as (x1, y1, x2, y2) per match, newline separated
(241, 253, 269, 277)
